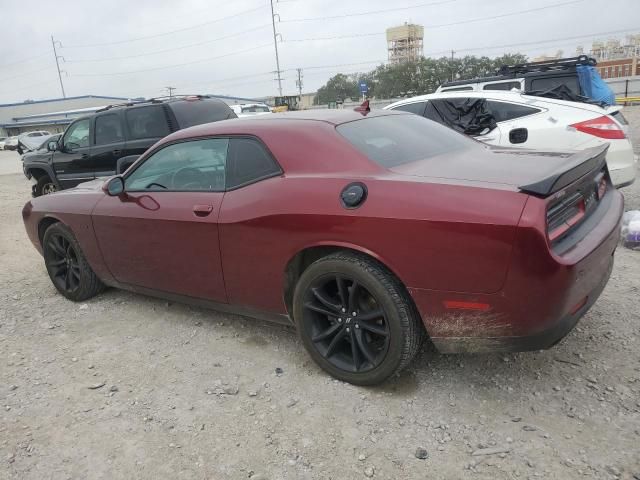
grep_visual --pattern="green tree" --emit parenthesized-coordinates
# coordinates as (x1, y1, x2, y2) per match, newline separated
(314, 53, 529, 102)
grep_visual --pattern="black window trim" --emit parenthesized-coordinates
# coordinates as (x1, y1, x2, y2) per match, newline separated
(122, 134, 283, 193)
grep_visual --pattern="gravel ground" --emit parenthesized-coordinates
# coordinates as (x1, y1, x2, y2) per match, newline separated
(1, 109, 640, 480)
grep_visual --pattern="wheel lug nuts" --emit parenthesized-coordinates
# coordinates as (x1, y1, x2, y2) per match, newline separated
(355, 324, 360, 329)
(352, 312, 357, 316)
(346, 327, 350, 333)
(341, 308, 346, 313)
(338, 318, 342, 323)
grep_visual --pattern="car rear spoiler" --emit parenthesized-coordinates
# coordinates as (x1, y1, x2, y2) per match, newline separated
(519, 144, 609, 196)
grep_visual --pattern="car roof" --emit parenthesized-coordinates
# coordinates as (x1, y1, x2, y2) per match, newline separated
(386, 90, 613, 114)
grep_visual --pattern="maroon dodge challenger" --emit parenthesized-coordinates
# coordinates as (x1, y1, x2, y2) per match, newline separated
(22, 109, 623, 385)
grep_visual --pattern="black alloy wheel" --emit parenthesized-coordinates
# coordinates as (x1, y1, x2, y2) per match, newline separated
(42, 223, 104, 301)
(303, 275, 390, 373)
(294, 252, 424, 385)
(45, 233, 81, 294)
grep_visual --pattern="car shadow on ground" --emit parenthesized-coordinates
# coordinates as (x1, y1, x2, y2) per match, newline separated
(90, 286, 595, 399)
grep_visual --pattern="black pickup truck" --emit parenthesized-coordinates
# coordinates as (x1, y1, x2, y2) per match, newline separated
(23, 95, 237, 196)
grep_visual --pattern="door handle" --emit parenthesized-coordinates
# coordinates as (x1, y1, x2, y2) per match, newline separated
(193, 204, 214, 217)
(81, 153, 89, 159)
(113, 149, 122, 156)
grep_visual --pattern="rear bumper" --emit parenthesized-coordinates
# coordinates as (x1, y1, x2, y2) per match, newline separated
(410, 189, 623, 354)
(429, 254, 613, 353)
(606, 140, 636, 187)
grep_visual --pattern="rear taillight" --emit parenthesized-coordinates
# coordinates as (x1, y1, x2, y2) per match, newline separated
(570, 115, 626, 139)
(547, 193, 586, 242)
(596, 176, 607, 200)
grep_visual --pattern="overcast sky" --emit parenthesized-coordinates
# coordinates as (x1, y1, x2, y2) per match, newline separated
(0, 0, 638, 103)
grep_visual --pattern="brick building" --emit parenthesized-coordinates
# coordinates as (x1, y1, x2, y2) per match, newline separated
(597, 57, 639, 79)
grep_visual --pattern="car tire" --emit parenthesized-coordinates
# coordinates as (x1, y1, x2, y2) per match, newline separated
(42, 223, 105, 302)
(35, 175, 57, 197)
(293, 252, 424, 385)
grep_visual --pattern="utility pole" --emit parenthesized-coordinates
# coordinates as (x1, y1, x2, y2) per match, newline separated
(165, 86, 176, 97)
(450, 49, 456, 82)
(270, 0, 283, 97)
(51, 35, 66, 98)
(295, 68, 303, 95)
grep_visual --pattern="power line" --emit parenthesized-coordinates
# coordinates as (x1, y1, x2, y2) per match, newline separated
(64, 25, 272, 63)
(61, 4, 268, 48)
(282, 26, 640, 56)
(280, 0, 458, 22)
(425, 0, 585, 29)
(0, 64, 56, 84)
(1, 52, 50, 69)
(70, 43, 273, 77)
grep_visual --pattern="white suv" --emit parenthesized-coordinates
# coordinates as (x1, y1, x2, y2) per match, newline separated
(384, 91, 637, 188)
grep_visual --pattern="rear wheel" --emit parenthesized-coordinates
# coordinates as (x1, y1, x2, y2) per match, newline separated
(293, 252, 424, 385)
(35, 175, 57, 197)
(42, 223, 104, 301)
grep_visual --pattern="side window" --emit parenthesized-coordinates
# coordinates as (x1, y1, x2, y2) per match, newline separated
(125, 105, 170, 140)
(63, 119, 91, 150)
(483, 81, 521, 91)
(440, 86, 473, 92)
(529, 76, 579, 94)
(391, 102, 427, 115)
(125, 138, 228, 192)
(95, 114, 124, 145)
(226, 137, 281, 189)
(486, 101, 541, 123)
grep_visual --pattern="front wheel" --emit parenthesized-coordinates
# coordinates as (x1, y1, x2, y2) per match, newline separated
(35, 175, 57, 197)
(293, 252, 424, 385)
(42, 223, 105, 301)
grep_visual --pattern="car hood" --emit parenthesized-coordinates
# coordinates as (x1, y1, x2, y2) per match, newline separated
(389, 145, 593, 191)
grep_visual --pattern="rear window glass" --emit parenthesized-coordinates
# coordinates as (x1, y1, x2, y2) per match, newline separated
(125, 105, 170, 140)
(170, 99, 237, 128)
(529, 76, 579, 94)
(336, 114, 474, 168)
(390, 102, 427, 115)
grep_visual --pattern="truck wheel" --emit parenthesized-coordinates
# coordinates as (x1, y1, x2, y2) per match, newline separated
(35, 175, 57, 196)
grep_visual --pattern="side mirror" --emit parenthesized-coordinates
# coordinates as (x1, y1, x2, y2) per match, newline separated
(104, 176, 125, 196)
(47, 141, 58, 152)
(509, 128, 528, 144)
(116, 155, 139, 175)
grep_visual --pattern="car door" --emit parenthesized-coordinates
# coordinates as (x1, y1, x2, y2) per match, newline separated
(92, 137, 228, 302)
(92, 112, 126, 178)
(53, 118, 94, 189)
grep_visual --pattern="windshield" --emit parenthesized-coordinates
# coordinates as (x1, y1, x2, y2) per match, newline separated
(336, 114, 476, 168)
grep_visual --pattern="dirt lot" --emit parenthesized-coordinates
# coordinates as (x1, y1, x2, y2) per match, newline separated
(1, 110, 639, 480)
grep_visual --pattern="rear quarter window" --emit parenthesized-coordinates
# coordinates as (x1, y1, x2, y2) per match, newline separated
(336, 114, 475, 168)
(170, 99, 237, 129)
(529, 76, 580, 94)
(125, 105, 171, 140)
(486, 101, 541, 122)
